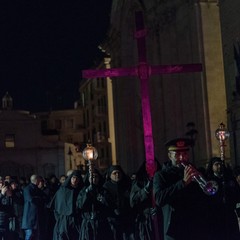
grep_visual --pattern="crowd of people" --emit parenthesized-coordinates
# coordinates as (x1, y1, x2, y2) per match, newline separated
(0, 138, 240, 240)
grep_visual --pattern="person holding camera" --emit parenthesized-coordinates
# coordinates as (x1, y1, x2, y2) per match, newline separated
(0, 180, 15, 240)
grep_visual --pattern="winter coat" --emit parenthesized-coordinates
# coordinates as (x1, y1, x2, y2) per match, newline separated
(21, 183, 45, 230)
(153, 161, 210, 240)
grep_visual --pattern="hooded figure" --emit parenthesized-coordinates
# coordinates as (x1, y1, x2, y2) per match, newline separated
(103, 165, 134, 240)
(206, 157, 240, 240)
(77, 168, 111, 240)
(51, 170, 83, 240)
(130, 160, 162, 240)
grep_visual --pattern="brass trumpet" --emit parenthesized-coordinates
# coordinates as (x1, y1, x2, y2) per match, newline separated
(180, 161, 218, 196)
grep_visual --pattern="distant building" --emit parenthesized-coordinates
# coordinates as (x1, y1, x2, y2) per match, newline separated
(218, 1, 240, 166)
(0, 92, 64, 179)
(36, 101, 86, 172)
(79, 60, 113, 171)
(36, 102, 85, 144)
(83, 0, 231, 175)
(0, 92, 88, 179)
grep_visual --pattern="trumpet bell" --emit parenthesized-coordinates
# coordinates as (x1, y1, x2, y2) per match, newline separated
(181, 161, 219, 196)
(202, 180, 219, 196)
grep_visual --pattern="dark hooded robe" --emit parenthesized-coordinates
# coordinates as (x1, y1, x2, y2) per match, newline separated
(51, 170, 83, 240)
(130, 161, 163, 240)
(206, 157, 240, 240)
(77, 169, 111, 240)
(102, 165, 134, 240)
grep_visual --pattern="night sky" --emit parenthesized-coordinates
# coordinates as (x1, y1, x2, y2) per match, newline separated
(0, 1, 112, 112)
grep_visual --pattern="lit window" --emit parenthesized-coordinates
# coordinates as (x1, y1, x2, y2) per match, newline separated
(5, 134, 15, 148)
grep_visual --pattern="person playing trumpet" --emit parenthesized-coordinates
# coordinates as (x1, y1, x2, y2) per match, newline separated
(153, 138, 210, 240)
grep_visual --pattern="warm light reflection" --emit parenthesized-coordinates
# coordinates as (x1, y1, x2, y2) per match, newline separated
(215, 123, 230, 141)
(82, 144, 98, 161)
(85, 149, 93, 160)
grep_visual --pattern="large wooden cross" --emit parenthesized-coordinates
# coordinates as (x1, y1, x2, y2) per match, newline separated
(82, 11, 202, 178)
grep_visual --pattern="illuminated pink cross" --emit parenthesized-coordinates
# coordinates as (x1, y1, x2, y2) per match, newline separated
(82, 11, 202, 178)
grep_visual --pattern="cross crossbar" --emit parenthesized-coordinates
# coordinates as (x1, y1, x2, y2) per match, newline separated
(82, 11, 202, 178)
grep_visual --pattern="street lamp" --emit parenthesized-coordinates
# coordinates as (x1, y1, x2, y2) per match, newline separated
(83, 144, 98, 185)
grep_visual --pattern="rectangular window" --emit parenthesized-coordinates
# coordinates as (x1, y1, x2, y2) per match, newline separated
(5, 134, 15, 148)
(66, 135, 73, 143)
(101, 78, 105, 88)
(55, 120, 62, 129)
(41, 120, 48, 130)
(66, 119, 73, 129)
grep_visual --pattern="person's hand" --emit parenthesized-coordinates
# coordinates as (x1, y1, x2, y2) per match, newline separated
(85, 185, 94, 193)
(97, 194, 104, 202)
(114, 209, 120, 216)
(144, 179, 153, 193)
(1, 186, 8, 196)
(86, 185, 97, 196)
(150, 207, 157, 216)
(183, 165, 196, 186)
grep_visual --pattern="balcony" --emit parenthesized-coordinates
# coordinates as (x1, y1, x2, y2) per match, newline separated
(95, 106, 107, 117)
(75, 124, 85, 130)
(93, 86, 106, 94)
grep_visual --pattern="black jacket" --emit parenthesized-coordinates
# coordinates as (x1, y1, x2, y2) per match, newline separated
(153, 161, 210, 240)
(21, 183, 45, 230)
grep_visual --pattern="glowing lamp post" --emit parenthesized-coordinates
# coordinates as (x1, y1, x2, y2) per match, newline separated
(215, 123, 230, 205)
(83, 144, 98, 185)
(215, 123, 230, 163)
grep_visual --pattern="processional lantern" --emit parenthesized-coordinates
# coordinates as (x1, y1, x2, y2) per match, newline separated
(215, 122, 230, 162)
(83, 144, 98, 185)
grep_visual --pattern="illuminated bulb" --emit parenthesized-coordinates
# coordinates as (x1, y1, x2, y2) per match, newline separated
(215, 123, 230, 141)
(83, 144, 98, 161)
